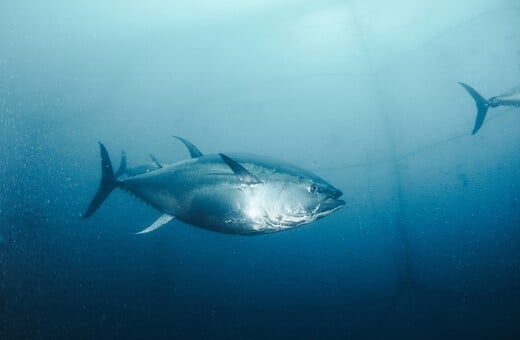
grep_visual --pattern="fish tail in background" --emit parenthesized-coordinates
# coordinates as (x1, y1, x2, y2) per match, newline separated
(458, 82, 489, 135)
(114, 151, 127, 177)
(82, 142, 120, 219)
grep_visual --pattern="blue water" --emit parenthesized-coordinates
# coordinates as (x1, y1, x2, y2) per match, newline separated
(1, 1, 520, 339)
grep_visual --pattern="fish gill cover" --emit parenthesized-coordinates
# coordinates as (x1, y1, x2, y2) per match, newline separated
(0, 0, 519, 339)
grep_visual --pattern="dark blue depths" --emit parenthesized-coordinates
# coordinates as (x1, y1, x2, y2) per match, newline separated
(1, 113, 519, 340)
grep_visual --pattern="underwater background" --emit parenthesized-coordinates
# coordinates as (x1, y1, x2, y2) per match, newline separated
(1, 0, 519, 339)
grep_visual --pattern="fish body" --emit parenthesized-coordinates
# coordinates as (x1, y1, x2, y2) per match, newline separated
(83, 142, 344, 235)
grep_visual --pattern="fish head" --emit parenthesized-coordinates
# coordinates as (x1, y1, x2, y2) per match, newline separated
(260, 171, 345, 228)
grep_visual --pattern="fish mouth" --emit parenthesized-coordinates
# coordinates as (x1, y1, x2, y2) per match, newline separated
(316, 198, 345, 215)
(315, 190, 345, 217)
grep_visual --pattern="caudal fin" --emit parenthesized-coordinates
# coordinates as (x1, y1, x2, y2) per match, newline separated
(458, 82, 489, 135)
(82, 142, 118, 219)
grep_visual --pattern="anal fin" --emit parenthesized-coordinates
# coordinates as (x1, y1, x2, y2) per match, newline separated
(134, 214, 174, 234)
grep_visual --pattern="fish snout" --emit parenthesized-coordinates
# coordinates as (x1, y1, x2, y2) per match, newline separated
(322, 185, 342, 200)
(330, 188, 343, 199)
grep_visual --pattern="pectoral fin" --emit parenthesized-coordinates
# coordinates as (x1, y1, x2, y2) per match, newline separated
(134, 214, 174, 234)
(219, 153, 262, 185)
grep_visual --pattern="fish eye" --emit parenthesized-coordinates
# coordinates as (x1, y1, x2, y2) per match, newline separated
(309, 184, 318, 193)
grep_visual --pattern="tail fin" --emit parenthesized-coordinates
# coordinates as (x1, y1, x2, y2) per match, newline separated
(114, 151, 127, 177)
(458, 82, 489, 135)
(82, 142, 118, 219)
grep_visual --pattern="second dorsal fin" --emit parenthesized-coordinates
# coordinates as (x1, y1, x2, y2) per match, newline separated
(173, 136, 204, 158)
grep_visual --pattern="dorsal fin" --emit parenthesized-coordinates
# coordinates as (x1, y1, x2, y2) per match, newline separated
(219, 153, 262, 185)
(149, 154, 163, 168)
(173, 136, 204, 158)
